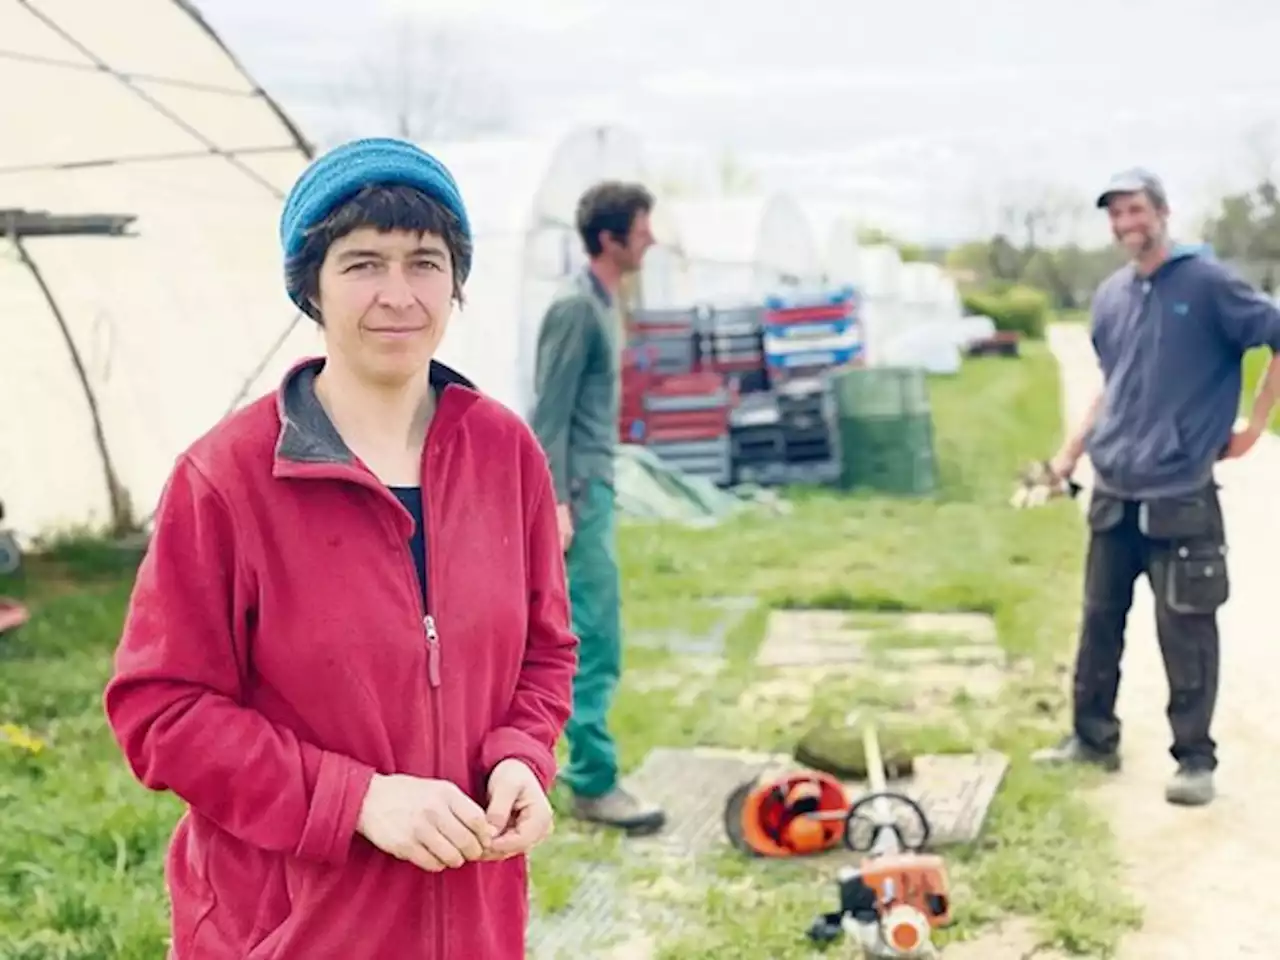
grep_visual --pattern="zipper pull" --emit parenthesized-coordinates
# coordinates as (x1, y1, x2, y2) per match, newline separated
(423, 615, 441, 687)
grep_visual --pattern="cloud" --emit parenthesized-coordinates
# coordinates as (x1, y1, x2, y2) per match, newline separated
(641, 64, 1028, 99)
(381, 0, 604, 31)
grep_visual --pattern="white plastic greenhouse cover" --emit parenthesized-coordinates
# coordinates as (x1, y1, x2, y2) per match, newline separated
(822, 215, 861, 290)
(935, 271, 964, 319)
(823, 218, 904, 302)
(640, 194, 822, 308)
(823, 218, 906, 366)
(0, 0, 322, 542)
(898, 262, 939, 305)
(426, 123, 654, 419)
(897, 263, 962, 321)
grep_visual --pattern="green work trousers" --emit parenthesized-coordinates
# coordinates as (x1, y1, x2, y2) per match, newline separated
(560, 477, 623, 799)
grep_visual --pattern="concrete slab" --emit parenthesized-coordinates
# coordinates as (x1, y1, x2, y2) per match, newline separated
(758, 609, 1001, 668)
(630, 595, 756, 657)
(526, 862, 631, 960)
(900, 611, 999, 646)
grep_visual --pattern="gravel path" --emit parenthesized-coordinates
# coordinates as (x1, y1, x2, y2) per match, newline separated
(1048, 323, 1280, 960)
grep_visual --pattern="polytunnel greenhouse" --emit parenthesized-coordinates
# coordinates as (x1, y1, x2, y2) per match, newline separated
(0, 0, 316, 541)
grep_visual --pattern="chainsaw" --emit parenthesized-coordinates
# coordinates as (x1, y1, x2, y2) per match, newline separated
(721, 725, 953, 957)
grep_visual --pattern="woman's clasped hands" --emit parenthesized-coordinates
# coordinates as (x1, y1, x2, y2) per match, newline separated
(356, 759, 554, 872)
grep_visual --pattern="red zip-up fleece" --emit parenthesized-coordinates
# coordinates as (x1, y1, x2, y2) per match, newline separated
(104, 357, 578, 959)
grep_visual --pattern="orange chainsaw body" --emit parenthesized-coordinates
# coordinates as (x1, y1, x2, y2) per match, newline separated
(856, 851, 953, 928)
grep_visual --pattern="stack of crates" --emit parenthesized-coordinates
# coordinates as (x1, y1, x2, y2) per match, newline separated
(775, 376, 842, 482)
(762, 287, 863, 382)
(622, 308, 733, 485)
(695, 305, 767, 393)
(729, 375, 841, 486)
(627, 307, 698, 374)
(622, 295, 854, 488)
(641, 372, 733, 485)
(618, 344, 658, 444)
(728, 392, 785, 484)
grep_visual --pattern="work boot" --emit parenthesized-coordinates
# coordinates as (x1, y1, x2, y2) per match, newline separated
(1030, 735, 1121, 772)
(571, 786, 666, 836)
(1165, 766, 1214, 806)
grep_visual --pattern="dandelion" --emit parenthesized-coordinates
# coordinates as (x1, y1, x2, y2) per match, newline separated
(0, 722, 46, 755)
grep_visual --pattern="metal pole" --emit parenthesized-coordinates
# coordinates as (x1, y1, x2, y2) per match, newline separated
(863, 725, 899, 858)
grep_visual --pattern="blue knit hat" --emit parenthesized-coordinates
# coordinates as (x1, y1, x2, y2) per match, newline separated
(279, 137, 472, 309)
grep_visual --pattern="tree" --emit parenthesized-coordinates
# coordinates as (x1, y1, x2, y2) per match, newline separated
(855, 226, 930, 263)
(950, 183, 1122, 309)
(1198, 124, 1280, 292)
(1201, 189, 1280, 292)
(323, 17, 514, 145)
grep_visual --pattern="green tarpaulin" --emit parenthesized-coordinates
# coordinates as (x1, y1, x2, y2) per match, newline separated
(613, 445, 787, 525)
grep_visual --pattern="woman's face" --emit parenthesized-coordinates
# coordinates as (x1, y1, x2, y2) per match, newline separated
(314, 226, 456, 388)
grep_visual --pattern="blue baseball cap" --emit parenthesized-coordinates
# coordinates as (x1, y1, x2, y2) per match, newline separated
(1096, 167, 1168, 209)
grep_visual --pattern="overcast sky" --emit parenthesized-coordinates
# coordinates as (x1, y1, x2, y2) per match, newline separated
(192, 0, 1280, 243)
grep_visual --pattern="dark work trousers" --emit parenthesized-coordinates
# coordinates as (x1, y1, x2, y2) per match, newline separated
(1072, 484, 1229, 771)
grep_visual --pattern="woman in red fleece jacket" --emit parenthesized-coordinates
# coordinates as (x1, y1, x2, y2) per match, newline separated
(103, 138, 579, 959)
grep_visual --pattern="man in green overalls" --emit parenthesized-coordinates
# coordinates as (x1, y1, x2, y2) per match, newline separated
(529, 181, 665, 835)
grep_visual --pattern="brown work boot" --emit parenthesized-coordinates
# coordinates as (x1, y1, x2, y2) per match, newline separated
(1031, 735, 1121, 772)
(571, 786, 666, 836)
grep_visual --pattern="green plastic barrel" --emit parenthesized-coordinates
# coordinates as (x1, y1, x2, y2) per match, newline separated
(832, 367, 937, 496)
(831, 366, 931, 420)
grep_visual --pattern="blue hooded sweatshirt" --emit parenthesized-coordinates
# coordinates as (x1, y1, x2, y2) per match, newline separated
(1087, 243, 1280, 500)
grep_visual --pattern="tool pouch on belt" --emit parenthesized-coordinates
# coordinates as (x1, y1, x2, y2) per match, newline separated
(1140, 487, 1230, 614)
(1085, 490, 1125, 532)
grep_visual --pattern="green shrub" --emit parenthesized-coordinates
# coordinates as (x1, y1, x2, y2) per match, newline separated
(961, 284, 1051, 339)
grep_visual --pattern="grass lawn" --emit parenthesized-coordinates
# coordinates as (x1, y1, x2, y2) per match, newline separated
(0, 343, 1141, 959)
(1242, 346, 1279, 433)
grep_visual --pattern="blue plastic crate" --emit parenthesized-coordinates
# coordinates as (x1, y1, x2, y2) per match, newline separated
(766, 344, 863, 370)
(765, 322, 861, 364)
(763, 316, 857, 341)
(764, 286, 857, 311)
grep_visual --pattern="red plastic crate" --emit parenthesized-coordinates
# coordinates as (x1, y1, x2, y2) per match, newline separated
(621, 374, 651, 396)
(764, 303, 854, 325)
(622, 344, 660, 370)
(645, 408, 730, 434)
(704, 356, 764, 374)
(621, 367, 656, 396)
(644, 421, 729, 443)
(646, 371, 727, 398)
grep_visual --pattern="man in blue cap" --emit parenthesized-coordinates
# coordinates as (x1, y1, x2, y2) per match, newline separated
(1034, 166, 1280, 806)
